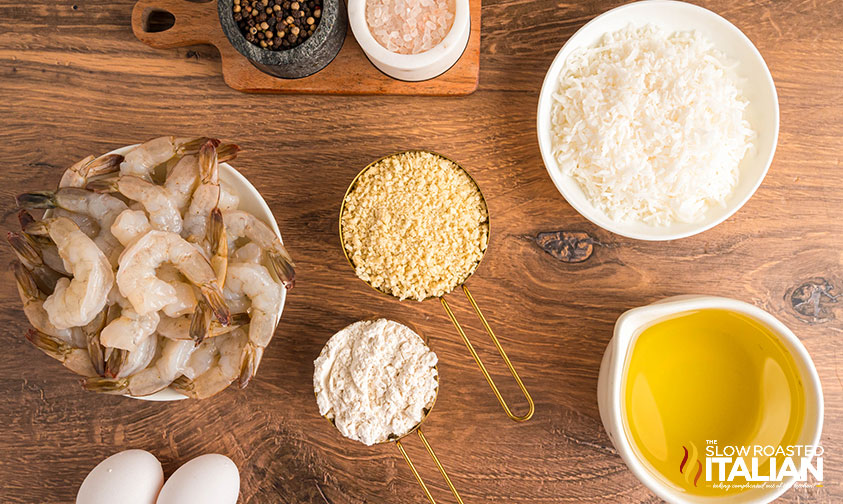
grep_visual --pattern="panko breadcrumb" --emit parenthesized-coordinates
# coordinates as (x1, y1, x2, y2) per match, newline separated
(341, 151, 488, 301)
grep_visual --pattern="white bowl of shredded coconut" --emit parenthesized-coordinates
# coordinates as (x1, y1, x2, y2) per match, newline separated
(348, 0, 470, 81)
(537, 0, 779, 241)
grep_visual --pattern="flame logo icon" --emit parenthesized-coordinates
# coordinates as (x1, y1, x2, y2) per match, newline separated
(679, 442, 703, 487)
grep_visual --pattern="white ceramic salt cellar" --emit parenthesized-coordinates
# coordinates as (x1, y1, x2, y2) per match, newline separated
(348, 0, 470, 81)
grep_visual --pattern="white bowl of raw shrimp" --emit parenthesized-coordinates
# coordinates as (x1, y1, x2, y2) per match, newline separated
(115, 143, 287, 401)
(44, 142, 288, 402)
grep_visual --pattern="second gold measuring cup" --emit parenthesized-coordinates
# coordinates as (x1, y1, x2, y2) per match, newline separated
(338, 150, 534, 422)
(318, 318, 463, 504)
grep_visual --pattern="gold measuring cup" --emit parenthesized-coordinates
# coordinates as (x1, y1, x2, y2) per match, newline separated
(338, 151, 534, 422)
(318, 320, 464, 504)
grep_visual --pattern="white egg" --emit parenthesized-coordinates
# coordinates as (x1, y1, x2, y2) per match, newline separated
(156, 454, 240, 504)
(77, 449, 164, 504)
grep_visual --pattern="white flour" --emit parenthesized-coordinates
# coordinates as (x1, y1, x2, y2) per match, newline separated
(314, 319, 438, 446)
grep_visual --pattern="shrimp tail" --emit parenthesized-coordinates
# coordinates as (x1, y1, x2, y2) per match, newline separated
(199, 313, 250, 339)
(7, 232, 41, 269)
(200, 285, 231, 327)
(175, 136, 213, 156)
(238, 345, 263, 389)
(25, 329, 69, 360)
(27, 329, 98, 377)
(16, 191, 58, 210)
(238, 345, 258, 389)
(22, 219, 48, 237)
(18, 209, 37, 229)
(13, 261, 41, 299)
(83, 376, 129, 394)
(83, 308, 109, 376)
(9, 235, 61, 295)
(170, 375, 198, 398)
(216, 143, 241, 163)
(87, 333, 106, 377)
(189, 300, 210, 345)
(17, 210, 53, 247)
(86, 154, 123, 177)
(84, 176, 120, 193)
(105, 348, 127, 378)
(198, 140, 220, 182)
(209, 208, 228, 288)
(268, 248, 296, 289)
(227, 312, 251, 328)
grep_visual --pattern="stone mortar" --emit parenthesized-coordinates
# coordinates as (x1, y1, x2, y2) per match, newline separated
(218, 0, 347, 79)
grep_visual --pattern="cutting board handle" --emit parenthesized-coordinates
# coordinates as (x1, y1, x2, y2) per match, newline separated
(132, 0, 218, 48)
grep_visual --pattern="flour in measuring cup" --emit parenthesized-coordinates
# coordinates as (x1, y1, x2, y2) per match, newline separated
(314, 318, 438, 446)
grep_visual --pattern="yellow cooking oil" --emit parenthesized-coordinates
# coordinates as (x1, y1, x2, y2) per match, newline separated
(623, 309, 805, 496)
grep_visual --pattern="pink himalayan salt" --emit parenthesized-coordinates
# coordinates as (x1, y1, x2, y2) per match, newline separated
(366, 0, 456, 55)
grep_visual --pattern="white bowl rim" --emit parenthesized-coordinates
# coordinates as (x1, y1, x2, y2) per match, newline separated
(605, 295, 824, 503)
(536, 0, 780, 241)
(347, 0, 469, 70)
(98, 143, 287, 401)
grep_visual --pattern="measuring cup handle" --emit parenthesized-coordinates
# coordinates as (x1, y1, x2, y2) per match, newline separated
(395, 429, 465, 504)
(440, 285, 535, 422)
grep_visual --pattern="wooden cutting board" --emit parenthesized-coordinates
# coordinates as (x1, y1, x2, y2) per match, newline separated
(131, 0, 481, 95)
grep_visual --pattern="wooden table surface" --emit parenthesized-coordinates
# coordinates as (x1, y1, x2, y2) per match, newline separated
(1, 0, 841, 502)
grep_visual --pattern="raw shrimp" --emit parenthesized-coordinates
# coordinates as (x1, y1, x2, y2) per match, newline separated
(232, 242, 262, 264)
(100, 308, 160, 351)
(108, 333, 159, 379)
(223, 210, 296, 288)
(116, 230, 229, 325)
(18, 211, 71, 276)
(85, 338, 195, 396)
(164, 155, 199, 212)
(59, 153, 123, 189)
(13, 262, 81, 346)
(182, 338, 218, 379)
(162, 140, 241, 212)
(171, 329, 248, 399)
(223, 290, 250, 315)
(220, 243, 262, 315)
(17, 188, 129, 266)
(26, 330, 97, 377)
(158, 265, 198, 318)
(119, 136, 208, 181)
(90, 175, 182, 234)
(40, 244, 68, 276)
(157, 312, 249, 341)
(224, 262, 283, 387)
(7, 232, 65, 294)
(53, 208, 99, 238)
(110, 209, 151, 247)
(208, 208, 228, 288)
(24, 217, 113, 329)
(183, 140, 220, 242)
(218, 186, 240, 212)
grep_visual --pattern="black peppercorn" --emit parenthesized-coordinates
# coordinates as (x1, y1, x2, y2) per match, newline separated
(234, 0, 320, 50)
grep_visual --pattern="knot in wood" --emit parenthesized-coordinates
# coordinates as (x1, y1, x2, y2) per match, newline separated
(789, 278, 838, 323)
(535, 231, 596, 263)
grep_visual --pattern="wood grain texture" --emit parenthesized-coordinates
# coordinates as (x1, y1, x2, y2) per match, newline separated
(131, 0, 481, 95)
(0, 0, 842, 502)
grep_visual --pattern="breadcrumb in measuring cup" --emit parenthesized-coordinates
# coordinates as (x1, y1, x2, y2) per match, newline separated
(341, 151, 488, 301)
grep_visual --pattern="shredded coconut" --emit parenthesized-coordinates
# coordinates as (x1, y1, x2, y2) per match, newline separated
(366, 0, 455, 54)
(550, 25, 755, 225)
(314, 319, 438, 446)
